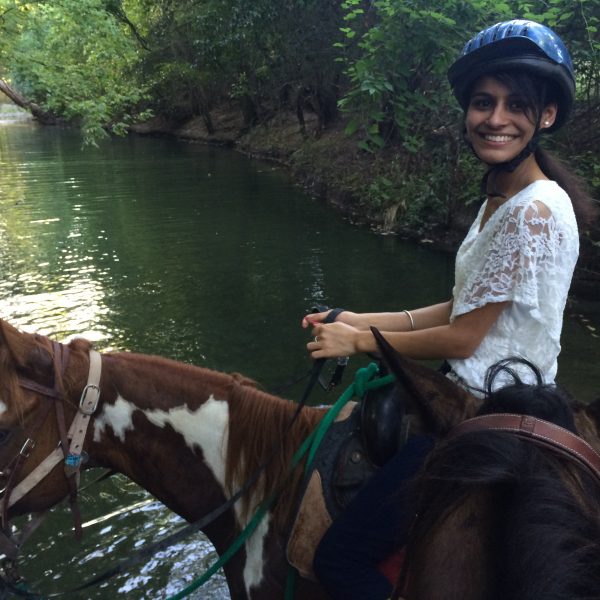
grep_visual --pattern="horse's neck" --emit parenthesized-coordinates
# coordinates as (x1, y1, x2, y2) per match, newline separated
(87, 353, 317, 523)
(86, 353, 327, 599)
(88, 354, 243, 521)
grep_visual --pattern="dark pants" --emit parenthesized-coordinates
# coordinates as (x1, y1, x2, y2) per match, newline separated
(313, 434, 435, 600)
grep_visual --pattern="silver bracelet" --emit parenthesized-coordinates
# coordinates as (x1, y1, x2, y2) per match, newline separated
(402, 309, 415, 331)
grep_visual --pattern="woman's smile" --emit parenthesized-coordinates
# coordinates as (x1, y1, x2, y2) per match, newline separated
(481, 134, 517, 143)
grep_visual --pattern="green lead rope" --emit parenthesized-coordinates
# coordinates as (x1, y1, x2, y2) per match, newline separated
(166, 363, 393, 600)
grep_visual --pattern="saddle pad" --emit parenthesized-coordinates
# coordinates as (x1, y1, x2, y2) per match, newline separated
(286, 470, 332, 580)
(286, 401, 356, 580)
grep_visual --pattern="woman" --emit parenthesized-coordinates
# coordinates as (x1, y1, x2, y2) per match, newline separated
(305, 19, 596, 394)
(307, 19, 596, 600)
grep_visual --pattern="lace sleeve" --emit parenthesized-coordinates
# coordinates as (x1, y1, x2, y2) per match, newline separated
(454, 200, 559, 317)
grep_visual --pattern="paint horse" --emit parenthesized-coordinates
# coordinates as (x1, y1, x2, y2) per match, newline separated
(0, 319, 599, 599)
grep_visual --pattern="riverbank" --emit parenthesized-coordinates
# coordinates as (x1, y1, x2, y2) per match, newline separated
(130, 107, 599, 301)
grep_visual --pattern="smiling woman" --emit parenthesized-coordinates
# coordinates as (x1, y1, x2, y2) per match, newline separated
(308, 19, 598, 600)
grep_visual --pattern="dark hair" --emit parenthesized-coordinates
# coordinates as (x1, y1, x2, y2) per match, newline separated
(466, 70, 598, 229)
(534, 147, 598, 229)
(478, 357, 577, 432)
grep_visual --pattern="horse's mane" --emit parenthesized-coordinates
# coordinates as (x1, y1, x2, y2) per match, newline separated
(406, 431, 600, 599)
(225, 383, 324, 527)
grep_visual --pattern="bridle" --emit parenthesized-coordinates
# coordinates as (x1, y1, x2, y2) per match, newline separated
(447, 413, 600, 484)
(0, 340, 101, 559)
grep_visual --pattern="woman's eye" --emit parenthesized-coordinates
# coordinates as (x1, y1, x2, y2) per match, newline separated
(471, 98, 491, 110)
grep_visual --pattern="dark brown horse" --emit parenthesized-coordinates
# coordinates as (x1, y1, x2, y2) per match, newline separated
(0, 318, 599, 599)
(369, 332, 600, 600)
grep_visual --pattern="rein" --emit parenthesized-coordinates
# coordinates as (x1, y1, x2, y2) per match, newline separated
(448, 413, 600, 483)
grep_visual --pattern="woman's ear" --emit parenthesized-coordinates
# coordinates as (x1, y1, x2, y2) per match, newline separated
(540, 103, 558, 129)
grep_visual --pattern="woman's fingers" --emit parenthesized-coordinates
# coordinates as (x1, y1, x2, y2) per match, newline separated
(301, 310, 330, 329)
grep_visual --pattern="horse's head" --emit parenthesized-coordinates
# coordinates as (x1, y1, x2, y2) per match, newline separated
(0, 319, 91, 519)
(370, 327, 480, 435)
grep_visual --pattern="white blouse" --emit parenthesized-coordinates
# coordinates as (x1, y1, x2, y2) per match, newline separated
(447, 180, 579, 393)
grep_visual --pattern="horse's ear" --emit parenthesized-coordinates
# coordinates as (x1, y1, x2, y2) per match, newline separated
(574, 398, 600, 454)
(370, 326, 480, 434)
(0, 319, 29, 368)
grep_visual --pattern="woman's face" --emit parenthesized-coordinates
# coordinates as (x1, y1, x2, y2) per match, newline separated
(465, 76, 557, 165)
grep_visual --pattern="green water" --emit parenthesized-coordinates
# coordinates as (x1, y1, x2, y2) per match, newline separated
(0, 121, 598, 599)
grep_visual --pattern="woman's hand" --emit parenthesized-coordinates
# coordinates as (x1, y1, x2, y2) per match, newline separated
(301, 310, 362, 329)
(306, 321, 361, 359)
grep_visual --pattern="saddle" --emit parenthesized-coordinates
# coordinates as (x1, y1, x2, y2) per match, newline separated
(286, 378, 411, 579)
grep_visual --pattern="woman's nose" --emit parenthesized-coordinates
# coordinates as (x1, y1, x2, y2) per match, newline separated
(486, 104, 509, 127)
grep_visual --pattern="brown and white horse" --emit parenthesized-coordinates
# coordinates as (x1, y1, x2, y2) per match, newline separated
(0, 318, 599, 599)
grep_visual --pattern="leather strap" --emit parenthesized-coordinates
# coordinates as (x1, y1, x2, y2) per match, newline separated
(448, 413, 600, 483)
(1, 346, 102, 550)
(6, 448, 64, 509)
(65, 349, 101, 476)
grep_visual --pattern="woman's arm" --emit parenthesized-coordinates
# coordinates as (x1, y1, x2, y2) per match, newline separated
(307, 301, 508, 360)
(303, 300, 454, 332)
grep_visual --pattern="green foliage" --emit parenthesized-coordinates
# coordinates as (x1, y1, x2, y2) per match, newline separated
(0, 0, 597, 231)
(0, 0, 150, 143)
(335, 0, 599, 227)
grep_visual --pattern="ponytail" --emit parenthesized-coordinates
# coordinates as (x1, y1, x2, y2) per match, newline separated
(535, 147, 598, 230)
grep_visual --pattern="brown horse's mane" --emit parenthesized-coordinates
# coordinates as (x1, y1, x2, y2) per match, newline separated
(403, 431, 600, 599)
(225, 382, 324, 527)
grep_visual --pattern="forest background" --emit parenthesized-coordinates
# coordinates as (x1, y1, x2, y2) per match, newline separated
(0, 0, 598, 293)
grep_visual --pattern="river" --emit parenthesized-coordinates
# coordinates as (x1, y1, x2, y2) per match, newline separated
(0, 117, 598, 599)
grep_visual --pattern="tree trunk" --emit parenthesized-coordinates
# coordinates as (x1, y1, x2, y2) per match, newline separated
(0, 80, 58, 124)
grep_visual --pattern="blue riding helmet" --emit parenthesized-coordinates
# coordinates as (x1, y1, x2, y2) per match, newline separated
(448, 20, 575, 131)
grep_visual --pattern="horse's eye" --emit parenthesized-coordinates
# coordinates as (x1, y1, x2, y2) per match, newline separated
(0, 430, 12, 446)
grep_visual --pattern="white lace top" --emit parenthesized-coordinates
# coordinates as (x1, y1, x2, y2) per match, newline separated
(447, 180, 579, 393)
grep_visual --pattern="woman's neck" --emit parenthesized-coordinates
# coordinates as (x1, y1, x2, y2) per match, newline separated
(485, 155, 548, 203)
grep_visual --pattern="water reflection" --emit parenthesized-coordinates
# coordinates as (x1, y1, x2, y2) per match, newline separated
(0, 280, 111, 342)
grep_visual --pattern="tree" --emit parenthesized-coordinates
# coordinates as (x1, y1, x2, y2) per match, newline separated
(0, 0, 149, 142)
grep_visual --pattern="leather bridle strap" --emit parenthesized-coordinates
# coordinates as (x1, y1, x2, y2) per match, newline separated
(7, 350, 102, 505)
(17, 340, 68, 401)
(1, 401, 55, 525)
(65, 349, 101, 475)
(0, 346, 102, 558)
(447, 413, 600, 483)
(3, 342, 71, 514)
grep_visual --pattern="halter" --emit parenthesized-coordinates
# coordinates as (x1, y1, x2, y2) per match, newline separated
(0, 341, 101, 559)
(447, 413, 600, 483)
